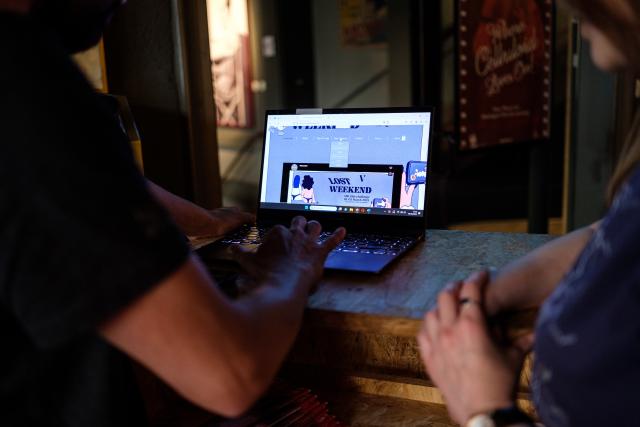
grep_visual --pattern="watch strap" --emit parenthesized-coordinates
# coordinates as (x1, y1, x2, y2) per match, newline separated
(490, 405, 535, 426)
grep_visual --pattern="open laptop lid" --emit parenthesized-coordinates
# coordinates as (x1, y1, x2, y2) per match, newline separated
(256, 107, 434, 232)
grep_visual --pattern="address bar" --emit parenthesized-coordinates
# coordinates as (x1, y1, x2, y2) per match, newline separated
(309, 205, 338, 212)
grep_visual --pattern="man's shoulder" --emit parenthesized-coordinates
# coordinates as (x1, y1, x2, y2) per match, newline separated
(0, 12, 109, 145)
(0, 12, 46, 62)
(0, 11, 31, 29)
(0, 12, 89, 93)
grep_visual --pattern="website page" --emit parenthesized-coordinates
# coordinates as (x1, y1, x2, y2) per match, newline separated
(259, 113, 430, 217)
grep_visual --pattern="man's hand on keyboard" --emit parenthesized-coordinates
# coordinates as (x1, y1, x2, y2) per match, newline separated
(197, 207, 255, 238)
(230, 216, 346, 293)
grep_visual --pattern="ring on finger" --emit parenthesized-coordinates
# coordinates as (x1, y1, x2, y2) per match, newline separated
(459, 297, 480, 308)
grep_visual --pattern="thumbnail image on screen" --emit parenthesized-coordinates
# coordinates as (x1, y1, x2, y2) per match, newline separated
(281, 163, 403, 208)
(406, 161, 427, 185)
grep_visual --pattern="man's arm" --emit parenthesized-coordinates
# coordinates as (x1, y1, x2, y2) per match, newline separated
(100, 218, 345, 418)
(484, 221, 600, 315)
(147, 180, 253, 238)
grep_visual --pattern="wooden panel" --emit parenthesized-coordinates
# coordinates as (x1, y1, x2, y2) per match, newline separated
(178, 0, 223, 209)
(282, 372, 535, 417)
(289, 327, 424, 379)
(288, 322, 535, 392)
(320, 392, 455, 427)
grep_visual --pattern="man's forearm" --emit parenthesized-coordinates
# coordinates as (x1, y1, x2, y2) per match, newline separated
(147, 180, 212, 235)
(234, 269, 311, 388)
(485, 223, 598, 315)
(100, 257, 314, 417)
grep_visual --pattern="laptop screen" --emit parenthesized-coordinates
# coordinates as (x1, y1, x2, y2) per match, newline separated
(258, 110, 432, 218)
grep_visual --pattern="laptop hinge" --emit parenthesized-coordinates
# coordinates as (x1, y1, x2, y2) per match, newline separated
(255, 218, 423, 237)
(296, 108, 323, 115)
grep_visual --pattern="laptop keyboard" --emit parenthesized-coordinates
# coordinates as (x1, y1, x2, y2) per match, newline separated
(220, 225, 417, 256)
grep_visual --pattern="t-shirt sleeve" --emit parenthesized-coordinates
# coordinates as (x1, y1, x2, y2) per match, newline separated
(0, 19, 190, 349)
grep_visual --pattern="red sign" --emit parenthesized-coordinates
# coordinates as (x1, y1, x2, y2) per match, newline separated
(458, 0, 553, 149)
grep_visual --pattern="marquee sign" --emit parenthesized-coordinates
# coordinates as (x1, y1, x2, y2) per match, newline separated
(458, 0, 553, 149)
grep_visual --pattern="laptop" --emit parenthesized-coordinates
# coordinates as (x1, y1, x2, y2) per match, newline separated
(197, 107, 434, 273)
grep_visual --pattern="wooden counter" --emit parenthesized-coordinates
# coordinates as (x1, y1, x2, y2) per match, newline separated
(282, 230, 554, 425)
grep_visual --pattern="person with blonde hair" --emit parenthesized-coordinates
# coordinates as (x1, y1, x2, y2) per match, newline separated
(418, 1, 640, 426)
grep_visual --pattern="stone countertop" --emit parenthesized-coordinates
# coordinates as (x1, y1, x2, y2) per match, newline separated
(307, 229, 555, 322)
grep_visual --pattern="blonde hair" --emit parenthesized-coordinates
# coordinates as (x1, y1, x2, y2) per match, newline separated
(563, 0, 640, 204)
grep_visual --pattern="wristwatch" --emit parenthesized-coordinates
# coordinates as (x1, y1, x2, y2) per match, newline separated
(466, 405, 534, 427)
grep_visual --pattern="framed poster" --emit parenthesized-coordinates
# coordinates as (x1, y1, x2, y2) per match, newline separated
(207, 0, 253, 128)
(458, 0, 553, 149)
(339, 0, 388, 47)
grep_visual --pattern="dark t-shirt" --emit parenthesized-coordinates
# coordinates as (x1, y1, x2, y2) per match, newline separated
(533, 167, 640, 427)
(0, 13, 189, 426)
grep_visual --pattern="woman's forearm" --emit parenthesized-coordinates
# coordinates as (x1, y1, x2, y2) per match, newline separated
(485, 222, 599, 315)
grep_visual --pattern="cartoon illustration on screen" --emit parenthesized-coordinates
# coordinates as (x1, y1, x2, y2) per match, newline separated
(372, 197, 391, 208)
(291, 175, 317, 204)
(400, 161, 427, 209)
(290, 175, 301, 202)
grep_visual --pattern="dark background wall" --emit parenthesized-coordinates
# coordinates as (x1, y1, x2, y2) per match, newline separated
(103, 0, 193, 199)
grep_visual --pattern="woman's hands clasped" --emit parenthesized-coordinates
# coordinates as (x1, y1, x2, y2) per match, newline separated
(417, 271, 533, 425)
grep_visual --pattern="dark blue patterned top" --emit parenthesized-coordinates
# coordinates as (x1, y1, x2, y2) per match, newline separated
(533, 167, 640, 427)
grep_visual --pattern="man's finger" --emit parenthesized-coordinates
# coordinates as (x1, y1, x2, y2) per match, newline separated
(214, 207, 240, 216)
(229, 244, 260, 276)
(238, 211, 256, 224)
(306, 220, 322, 239)
(229, 243, 250, 255)
(321, 227, 346, 254)
(224, 211, 255, 226)
(215, 207, 254, 220)
(262, 224, 289, 246)
(290, 216, 307, 232)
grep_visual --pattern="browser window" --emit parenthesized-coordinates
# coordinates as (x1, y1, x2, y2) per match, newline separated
(259, 112, 431, 217)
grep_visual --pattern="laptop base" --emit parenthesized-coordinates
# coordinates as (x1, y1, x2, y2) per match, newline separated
(196, 224, 422, 274)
